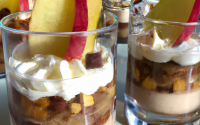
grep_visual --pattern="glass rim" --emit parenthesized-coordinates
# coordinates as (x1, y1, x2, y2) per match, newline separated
(104, 5, 130, 12)
(132, 14, 200, 26)
(0, 10, 119, 35)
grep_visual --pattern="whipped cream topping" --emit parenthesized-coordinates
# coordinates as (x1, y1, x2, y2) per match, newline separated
(9, 42, 114, 101)
(130, 30, 200, 66)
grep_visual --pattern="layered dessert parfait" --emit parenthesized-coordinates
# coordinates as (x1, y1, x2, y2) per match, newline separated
(125, 0, 200, 122)
(8, 42, 116, 125)
(1, 0, 117, 125)
(104, 0, 130, 43)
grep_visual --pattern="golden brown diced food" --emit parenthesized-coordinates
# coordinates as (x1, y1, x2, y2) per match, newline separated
(69, 97, 76, 109)
(70, 103, 81, 114)
(25, 105, 49, 120)
(134, 68, 140, 82)
(173, 80, 186, 92)
(142, 76, 157, 90)
(20, 95, 50, 120)
(49, 96, 67, 113)
(107, 85, 116, 97)
(191, 81, 200, 90)
(34, 97, 50, 107)
(98, 87, 107, 91)
(83, 94, 94, 107)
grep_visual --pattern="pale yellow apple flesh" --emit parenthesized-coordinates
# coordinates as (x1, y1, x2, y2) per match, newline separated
(29, 0, 75, 58)
(0, 0, 19, 14)
(144, 0, 199, 46)
(82, 0, 102, 59)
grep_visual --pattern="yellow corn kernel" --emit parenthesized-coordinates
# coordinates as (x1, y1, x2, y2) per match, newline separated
(173, 80, 186, 92)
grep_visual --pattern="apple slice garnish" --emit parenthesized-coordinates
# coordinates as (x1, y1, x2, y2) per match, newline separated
(63, 0, 88, 62)
(173, 0, 200, 46)
(0, 0, 19, 14)
(145, 0, 200, 47)
(29, 0, 75, 58)
(63, 0, 102, 61)
(19, 0, 35, 11)
(19, 0, 29, 11)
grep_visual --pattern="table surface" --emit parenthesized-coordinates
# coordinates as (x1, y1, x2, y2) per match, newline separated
(0, 44, 128, 125)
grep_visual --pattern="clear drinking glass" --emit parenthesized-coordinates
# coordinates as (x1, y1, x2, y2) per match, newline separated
(103, 0, 130, 43)
(1, 10, 118, 125)
(125, 0, 200, 124)
(0, 0, 19, 78)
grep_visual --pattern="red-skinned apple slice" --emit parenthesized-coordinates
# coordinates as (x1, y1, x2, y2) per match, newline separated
(63, 0, 102, 61)
(19, 0, 35, 11)
(19, 0, 29, 11)
(63, 0, 88, 62)
(145, 0, 200, 47)
(173, 0, 200, 46)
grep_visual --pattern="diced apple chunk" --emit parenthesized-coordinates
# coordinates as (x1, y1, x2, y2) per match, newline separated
(173, 80, 186, 92)
(191, 81, 200, 90)
(98, 87, 107, 91)
(142, 76, 157, 90)
(83, 94, 94, 107)
(70, 103, 81, 114)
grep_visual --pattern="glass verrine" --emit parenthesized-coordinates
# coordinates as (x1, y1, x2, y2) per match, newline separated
(1, 10, 118, 125)
(103, 0, 130, 43)
(125, 1, 200, 124)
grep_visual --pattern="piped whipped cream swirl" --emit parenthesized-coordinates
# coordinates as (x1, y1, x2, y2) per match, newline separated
(9, 42, 114, 101)
(130, 30, 200, 66)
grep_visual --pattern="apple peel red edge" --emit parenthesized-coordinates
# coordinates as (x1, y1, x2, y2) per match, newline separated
(63, 0, 88, 62)
(172, 0, 200, 47)
(19, 0, 30, 11)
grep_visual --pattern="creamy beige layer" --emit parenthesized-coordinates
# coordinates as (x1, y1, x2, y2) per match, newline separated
(132, 84, 200, 115)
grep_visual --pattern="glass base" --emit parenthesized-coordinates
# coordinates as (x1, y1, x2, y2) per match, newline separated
(124, 94, 200, 125)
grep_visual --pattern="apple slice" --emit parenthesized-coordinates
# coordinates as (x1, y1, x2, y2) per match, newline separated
(173, 0, 200, 46)
(145, 0, 200, 47)
(19, 0, 35, 11)
(0, 0, 19, 14)
(63, 0, 102, 61)
(63, 0, 88, 61)
(29, 0, 75, 58)
(82, 0, 102, 59)
(19, 0, 29, 11)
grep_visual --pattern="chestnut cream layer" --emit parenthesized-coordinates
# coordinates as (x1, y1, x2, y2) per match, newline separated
(132, 84, 200, 115)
